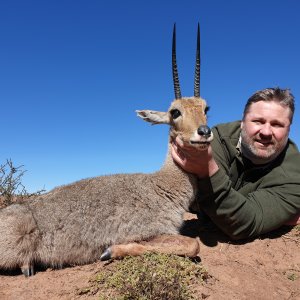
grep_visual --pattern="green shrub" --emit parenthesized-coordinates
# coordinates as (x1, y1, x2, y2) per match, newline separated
(81, 253, 210, 300)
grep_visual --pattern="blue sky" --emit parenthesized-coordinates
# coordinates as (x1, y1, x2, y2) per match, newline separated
(1, 0, 300, 192)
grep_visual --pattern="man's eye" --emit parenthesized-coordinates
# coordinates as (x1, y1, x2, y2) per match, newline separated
(272, 123, 284, 128)
(170, 109, 181, 119)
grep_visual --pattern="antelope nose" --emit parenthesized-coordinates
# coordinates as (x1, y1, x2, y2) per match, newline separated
(198, 125, 211, 137)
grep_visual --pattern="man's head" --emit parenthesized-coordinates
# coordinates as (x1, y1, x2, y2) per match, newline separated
(243, 88, 295, 123)
(241, 88, 295, 165)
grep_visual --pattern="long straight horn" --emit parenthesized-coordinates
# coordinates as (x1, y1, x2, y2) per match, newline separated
(172, 23, 182, 99)
(194, 23, 200, 98)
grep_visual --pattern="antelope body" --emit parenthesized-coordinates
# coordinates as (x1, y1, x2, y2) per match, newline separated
(0, 24, 213, 276)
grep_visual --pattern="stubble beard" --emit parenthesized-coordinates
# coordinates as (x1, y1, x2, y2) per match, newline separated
(240, 127, 288, 164)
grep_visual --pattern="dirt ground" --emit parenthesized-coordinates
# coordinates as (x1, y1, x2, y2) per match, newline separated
(0, 209, 299, 300)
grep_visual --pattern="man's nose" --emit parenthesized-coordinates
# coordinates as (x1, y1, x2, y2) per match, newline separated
(260, 124, 272, 136)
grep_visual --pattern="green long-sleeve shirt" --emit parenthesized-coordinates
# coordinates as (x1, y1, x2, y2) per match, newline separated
(194, 121, 300, 239)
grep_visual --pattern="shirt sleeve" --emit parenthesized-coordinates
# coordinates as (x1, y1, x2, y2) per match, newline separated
(197, 167, 300, 239)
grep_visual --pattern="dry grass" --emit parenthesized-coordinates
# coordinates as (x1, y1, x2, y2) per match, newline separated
(78, 253, 211, 300)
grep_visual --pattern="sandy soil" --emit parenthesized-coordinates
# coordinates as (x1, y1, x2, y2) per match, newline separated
(0, 199, 299, 299)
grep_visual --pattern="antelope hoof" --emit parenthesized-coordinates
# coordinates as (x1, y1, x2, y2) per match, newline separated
(21, 265, 35, 277)
(100, 247, 112, 261)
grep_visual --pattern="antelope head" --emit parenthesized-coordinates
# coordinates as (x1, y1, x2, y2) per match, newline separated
(137, 24, 213, 150)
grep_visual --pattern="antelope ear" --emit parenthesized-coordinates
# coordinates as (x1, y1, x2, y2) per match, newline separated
(136, 110, 170, 125)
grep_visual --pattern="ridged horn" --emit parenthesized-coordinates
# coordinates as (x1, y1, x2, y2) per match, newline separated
(194, 23, 200, 98)
(172, 23, 182, 99)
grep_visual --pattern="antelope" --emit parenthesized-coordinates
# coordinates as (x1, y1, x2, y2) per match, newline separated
(0, 24, 213, 276)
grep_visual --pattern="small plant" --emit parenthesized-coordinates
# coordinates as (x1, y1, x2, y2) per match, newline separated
(291, 224, 300, 238)
(287, 273, 298, 281)
(0, 159, 45, 206)
(81, 253, 210, 300)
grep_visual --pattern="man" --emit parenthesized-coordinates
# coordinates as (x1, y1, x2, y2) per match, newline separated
(172, 87, 300, 239)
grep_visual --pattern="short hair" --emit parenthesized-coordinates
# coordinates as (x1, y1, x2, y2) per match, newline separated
(243, 87, 295, 123)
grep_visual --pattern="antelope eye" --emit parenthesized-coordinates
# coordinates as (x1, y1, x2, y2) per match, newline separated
(204, 106, 210, 114)
(170, 109, 181, 119)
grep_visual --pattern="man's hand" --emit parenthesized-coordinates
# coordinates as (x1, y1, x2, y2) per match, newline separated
(171, 136, 219, 178)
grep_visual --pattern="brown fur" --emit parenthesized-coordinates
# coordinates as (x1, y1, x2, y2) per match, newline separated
(0, 97, 211, 274)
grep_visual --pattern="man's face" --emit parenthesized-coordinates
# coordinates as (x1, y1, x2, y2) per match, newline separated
(241, 100, 291, 164)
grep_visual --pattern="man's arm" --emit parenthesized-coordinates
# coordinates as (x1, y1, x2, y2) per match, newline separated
(196, 167, 300, 239)
(171, 137, 300, 239)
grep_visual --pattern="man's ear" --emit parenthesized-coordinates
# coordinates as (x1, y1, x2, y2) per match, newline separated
(240, 120, 244, 129)
(136, 110, 170, 125)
